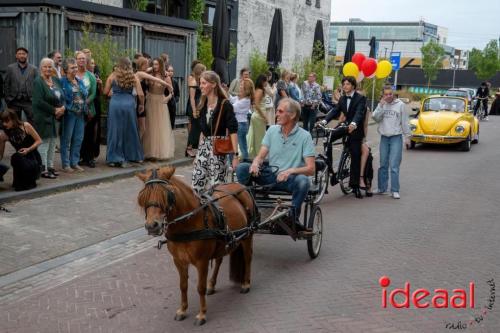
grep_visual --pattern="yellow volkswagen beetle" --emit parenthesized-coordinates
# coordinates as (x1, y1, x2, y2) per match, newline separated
(409, 96, 479, 151)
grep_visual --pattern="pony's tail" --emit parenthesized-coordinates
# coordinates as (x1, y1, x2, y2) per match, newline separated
(229, 244, 245, 284)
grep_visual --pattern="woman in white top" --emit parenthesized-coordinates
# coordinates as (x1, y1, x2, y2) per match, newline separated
(229, 78, 254, 161)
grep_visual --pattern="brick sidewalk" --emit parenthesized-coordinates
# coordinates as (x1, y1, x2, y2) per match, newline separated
(0, 128, 192, 204)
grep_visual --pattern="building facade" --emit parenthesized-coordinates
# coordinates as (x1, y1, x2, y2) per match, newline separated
(237, 0, 331, 71)
(329, 19, 455, 68)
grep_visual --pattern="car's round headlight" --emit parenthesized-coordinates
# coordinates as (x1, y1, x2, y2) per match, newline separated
(455, 125, 465, 133)
(410, 124, 417, 131)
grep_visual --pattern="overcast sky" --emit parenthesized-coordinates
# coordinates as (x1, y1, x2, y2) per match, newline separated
(331, 0, 500, 51)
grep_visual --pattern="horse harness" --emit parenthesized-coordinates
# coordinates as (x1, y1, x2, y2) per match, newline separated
(144, 170, 259, 249)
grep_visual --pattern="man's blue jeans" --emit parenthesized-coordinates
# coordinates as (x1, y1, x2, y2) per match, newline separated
(236, 162, 310, 218)
(237, 122, 249, 160)
(378, 134, 403, 193)
(61, 111, 85, 168)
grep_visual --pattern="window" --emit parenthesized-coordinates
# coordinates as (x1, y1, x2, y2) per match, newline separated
(202, 5, 216, 26)
(315, 0, 320, 8)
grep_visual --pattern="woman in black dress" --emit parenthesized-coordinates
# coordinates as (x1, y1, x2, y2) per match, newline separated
(185, 63, 206, 157)
(0, 109, 42, 191)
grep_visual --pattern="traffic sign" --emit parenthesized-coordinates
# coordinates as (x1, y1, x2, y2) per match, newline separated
(390, 52, 401, 71)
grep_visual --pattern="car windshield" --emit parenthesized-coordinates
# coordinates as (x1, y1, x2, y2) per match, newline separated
(423, 98, 465, 112)
(445, 90, 467, 98)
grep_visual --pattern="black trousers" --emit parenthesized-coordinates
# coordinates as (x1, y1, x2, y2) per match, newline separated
(473, 99, 488, 116)
(348, 138, 362, 187)
(8, 100, 33, 124)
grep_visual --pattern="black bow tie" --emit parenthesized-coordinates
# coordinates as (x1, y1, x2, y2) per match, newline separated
(346, 96, 352, 100)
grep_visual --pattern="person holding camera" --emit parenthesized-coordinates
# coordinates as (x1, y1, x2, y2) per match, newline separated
(372, 85, 411, 199)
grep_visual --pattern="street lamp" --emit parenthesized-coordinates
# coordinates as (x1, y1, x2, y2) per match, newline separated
(452, 55, 459, 89)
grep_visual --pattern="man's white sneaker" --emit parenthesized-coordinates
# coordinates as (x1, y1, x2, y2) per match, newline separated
(373, 189, 387, 195)
(392, 192, 401, 199)
(484, 116, 489, 121)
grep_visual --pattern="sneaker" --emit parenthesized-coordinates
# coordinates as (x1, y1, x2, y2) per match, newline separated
(72, 165, 84, 172)
(373, 189, 387, 195)
(120, 162, 130, 168)
(484, 116, 489, 121)
(392, 192, 401, 199)
(62, 166, 73, 173)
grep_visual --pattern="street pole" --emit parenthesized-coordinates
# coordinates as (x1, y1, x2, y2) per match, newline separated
(371, 77, 376, 112)
(394, 70, 398, 90)
(452, 65, 456, 88)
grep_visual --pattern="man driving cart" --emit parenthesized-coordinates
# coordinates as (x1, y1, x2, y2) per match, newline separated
(236, 98, 316, 233)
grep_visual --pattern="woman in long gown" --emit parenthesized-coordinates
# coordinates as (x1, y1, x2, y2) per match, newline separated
(0, 109, 42, 191)
(104, 57, 145, 168)
(247, 75, 268, 159)
(142, 57, 175, 160)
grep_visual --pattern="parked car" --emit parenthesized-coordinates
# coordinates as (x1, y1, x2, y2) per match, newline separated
(408, 96, 479, 151)
(445, 88, 475, 105)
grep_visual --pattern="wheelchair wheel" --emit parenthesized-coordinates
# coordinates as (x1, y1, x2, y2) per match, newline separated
(307, 206, 323, 259)
(313, 166, 329, 205)
(338, 151, 352, 195)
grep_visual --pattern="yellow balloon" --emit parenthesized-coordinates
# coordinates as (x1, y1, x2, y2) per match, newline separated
(376, 60, 392, 79)
(342, 62, 359, 78)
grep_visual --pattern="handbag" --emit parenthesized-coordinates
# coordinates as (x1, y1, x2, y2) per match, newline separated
(212, 100, 234, 155)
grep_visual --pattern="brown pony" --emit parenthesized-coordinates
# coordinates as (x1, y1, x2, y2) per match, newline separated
(137, 166, 256, 326)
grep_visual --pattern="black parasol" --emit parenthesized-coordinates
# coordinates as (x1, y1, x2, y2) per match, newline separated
(211, 0, 230, 84)
(369, 36, 377, 58)
(266, 8, 283, 68)
(343, 30, 355, 65)
(312, 20, 325, 62)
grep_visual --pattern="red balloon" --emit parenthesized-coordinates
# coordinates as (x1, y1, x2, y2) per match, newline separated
(351, 53, 366, 69)
(361, 58, 377, 77)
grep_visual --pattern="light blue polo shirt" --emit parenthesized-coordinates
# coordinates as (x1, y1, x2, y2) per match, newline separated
(262, 124, 316, 172)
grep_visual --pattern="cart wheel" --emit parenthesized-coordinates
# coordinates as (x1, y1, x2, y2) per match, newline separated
(307, 206, 323, 259)
(313, 168, 329, 205)
(338, 152, 352, 195)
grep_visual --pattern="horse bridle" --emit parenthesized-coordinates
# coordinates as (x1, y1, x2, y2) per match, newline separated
(144, 169, 176, 227)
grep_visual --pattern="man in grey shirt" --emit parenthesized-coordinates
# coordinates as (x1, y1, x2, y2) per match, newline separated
(372, 85, 411, 199)
(4, 47, 38, 123)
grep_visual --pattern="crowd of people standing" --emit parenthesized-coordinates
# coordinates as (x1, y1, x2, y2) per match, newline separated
(0, 47, 181, 191)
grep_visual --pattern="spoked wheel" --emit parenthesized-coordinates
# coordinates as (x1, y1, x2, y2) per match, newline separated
(313, 167, 329, 205)
(307, 206, 323, 259)
(338, 152, 352, 194)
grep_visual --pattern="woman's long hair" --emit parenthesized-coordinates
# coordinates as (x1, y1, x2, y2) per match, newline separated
(0, 109, 23, 129)
(191, 63, 206, 85)
(115, 57, 136, 90)
(240, 78, 255, 103)
(152, 57, 165, 80)
(196, 70, 228, 113)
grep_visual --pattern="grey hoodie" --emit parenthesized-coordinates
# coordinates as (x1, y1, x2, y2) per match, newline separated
(372, 99, 411, 137)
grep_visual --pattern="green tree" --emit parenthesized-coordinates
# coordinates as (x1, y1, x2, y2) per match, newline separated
(420, 40, 445, 89)
(249, 50, 269, 82)
(469, 40, 500, 80)
(129, 0, 148, 11)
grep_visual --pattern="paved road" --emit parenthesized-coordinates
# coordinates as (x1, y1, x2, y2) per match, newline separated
(0, 118, 499, 332)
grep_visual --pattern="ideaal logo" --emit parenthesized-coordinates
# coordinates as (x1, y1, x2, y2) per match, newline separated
(379, 276, 495, 330)
(379, 276, 475, 309)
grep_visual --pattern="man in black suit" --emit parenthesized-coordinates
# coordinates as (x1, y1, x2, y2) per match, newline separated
(321, 76, 367, 198)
